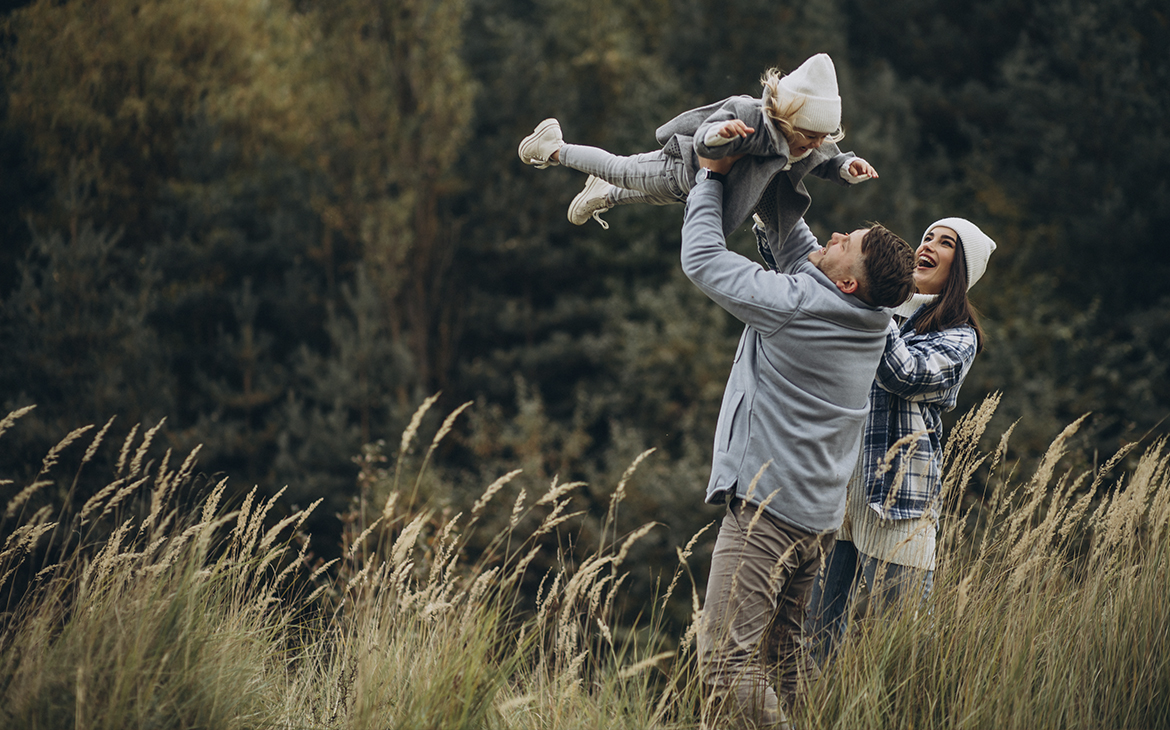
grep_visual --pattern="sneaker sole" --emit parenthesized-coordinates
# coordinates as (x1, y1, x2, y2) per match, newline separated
(518, 118, 561, 167)
(568, 175, 612, 229)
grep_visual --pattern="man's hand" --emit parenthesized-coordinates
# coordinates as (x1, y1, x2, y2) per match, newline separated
(847, 158, 879, 180)
(716, 119, 755, 139)
(699, 153, 744, 175)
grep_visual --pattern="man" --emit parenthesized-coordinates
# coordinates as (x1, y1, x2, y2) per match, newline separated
(681, 155, 915, 729)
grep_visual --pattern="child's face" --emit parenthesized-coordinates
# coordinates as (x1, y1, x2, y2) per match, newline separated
(914, 226, 958, 295)
(789, 129, 829, 158)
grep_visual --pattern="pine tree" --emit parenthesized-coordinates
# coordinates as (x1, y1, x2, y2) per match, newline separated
(307, 0, 477, 393)
(3, 0, 316, 244)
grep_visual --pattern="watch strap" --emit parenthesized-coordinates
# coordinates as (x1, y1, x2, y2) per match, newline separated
(699, 168, 727, 184)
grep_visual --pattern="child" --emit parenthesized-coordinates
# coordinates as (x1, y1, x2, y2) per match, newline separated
(518, 53, 877, 240)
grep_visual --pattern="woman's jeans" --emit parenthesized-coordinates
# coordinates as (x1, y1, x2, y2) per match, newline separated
(558, 144, 690, 207)
(805, 539, 934, 663)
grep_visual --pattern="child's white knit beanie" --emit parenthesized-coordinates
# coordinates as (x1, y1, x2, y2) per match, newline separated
(778, 54, 841, 134)
(922, 217, 997, 290)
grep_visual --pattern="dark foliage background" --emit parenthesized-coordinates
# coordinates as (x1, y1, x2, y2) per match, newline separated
(2, 0, 1167, 625)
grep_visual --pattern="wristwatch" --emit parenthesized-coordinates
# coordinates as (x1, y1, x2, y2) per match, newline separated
(697, 168, 727, 185)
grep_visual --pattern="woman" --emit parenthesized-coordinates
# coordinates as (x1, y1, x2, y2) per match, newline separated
(806, 217, 997, 659)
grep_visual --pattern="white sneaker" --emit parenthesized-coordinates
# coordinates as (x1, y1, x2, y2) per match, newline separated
(518, 118, 563, 168)
(567, 175, 614, 230)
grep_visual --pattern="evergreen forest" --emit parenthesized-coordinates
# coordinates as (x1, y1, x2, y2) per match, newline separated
(2, 0, 1168, 630)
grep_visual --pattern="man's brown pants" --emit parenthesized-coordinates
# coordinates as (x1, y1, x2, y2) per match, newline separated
(698, 498, 834, 729)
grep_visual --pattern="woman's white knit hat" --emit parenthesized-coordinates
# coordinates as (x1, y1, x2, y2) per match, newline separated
(922, 217, 997, 290)
(778, 53, 841, 134)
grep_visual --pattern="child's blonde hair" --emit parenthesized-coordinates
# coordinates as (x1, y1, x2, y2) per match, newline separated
(761, 68, 845, 145)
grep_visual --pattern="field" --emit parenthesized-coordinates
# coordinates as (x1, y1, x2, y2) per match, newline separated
(2, 396, 1167, 729)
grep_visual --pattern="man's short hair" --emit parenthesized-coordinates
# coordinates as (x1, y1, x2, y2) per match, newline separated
(857, 224, 915, 308)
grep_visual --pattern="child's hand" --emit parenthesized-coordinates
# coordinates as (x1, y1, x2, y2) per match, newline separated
(717, 119, 755, 139)
(847, 158, 879, 180)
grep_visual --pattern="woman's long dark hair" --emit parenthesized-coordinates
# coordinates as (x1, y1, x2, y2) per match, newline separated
(913, 239, 984, 354)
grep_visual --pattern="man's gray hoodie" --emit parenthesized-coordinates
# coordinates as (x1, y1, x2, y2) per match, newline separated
(681, 177, 892, 534)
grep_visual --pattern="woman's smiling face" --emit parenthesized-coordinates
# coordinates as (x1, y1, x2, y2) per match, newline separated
(915, 226, 958, 295)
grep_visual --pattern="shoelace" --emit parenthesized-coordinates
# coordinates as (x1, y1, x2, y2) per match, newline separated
(590, 210, 610, 230)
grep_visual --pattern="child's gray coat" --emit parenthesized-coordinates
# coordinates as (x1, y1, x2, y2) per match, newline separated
(656, 93, 857, 239)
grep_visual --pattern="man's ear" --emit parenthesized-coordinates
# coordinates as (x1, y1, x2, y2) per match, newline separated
(835, 277, 859, 295)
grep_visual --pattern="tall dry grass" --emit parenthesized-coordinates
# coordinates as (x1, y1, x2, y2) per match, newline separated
(1, 394, 1167, 729)
(0, 400, 696, 730)
(802, 396, 1170, 729)
(0, 408, 310, 729)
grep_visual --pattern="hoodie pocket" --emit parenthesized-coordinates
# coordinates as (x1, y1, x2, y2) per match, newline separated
(716, 390, 746, 453)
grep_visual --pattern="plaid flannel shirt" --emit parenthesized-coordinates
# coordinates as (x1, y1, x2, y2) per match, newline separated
(752, 222, 977, 519)
(861, 311, 978, 519)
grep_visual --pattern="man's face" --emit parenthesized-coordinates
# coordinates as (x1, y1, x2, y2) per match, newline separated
(914, 226, 957, 295)
(809, 228, 865, 295)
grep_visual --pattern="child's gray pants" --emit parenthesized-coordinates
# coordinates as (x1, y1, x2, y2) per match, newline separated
(558, 144, 693, 207)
